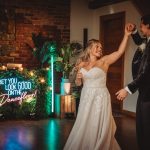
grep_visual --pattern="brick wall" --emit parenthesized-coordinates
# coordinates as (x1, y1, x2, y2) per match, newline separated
(0, 0, 70, 68)
(0, 0, 70, 93)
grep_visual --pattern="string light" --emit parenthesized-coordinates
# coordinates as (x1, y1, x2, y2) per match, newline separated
(29, 71, 34, 76)
(46, 67, 50, 71)
(40, 78, 45, 83)
(18, 67, 23, 71)
(47, 86, 52, 91)
(1, 66, 7, 70)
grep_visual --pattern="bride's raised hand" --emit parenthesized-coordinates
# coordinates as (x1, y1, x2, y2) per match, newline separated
(125, 23, 133, 36)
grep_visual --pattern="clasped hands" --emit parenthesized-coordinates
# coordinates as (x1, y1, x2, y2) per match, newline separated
(116, 23, 136, 101)
(116, 89, 128, 101)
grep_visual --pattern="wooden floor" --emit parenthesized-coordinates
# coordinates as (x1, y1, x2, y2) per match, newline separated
(0, 114, 138, 150)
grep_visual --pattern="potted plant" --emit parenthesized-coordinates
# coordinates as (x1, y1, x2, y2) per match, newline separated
(54, 43, 72, 95)
(55, 42, 82, 79)
(55, 42, 82, 95)
(55, 43, 73, 79)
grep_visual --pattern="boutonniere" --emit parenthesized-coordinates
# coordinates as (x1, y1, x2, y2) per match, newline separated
(138, 43, 146, 52)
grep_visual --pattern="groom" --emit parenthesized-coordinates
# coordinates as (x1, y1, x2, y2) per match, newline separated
(116, 14, 150, 150)
(131, 25, 147, 79)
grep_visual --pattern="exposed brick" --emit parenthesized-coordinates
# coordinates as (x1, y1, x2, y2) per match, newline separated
(0, 0, 70, 67)
(0, 0, 70, 93)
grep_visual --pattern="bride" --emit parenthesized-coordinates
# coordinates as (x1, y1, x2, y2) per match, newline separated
(63, 24, 131, 150)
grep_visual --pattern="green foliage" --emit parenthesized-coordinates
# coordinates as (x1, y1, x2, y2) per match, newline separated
(30, 32, 83, 79)
(29, 32, 55, 118)
(0, 103, 18, 119)
(20, 98, 36, 118)
(0, 98, 36, 119)
(0, 69, 37, 119)
(31, 33, 58, 67)
(55, 43, 74, 78)
(35, 69, 52, 119)
(0, 69, 52, 119)
(54, 42, 83, 78)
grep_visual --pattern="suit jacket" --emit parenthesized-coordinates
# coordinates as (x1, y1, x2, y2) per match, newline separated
(132, 47, 143, 80)
(131, 32, 147, 79)
(128, 32, 150, 101)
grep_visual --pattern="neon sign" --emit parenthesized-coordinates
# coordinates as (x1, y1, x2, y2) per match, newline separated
(0, 90, 37, 106)
(0, 78, 32, 96)
(0, 77, 36, 106)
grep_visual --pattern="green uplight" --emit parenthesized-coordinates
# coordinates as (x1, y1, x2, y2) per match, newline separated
(51, 55, 54, 113)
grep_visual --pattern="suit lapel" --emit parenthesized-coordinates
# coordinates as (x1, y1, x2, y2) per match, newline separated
(138, 40, 150, 73)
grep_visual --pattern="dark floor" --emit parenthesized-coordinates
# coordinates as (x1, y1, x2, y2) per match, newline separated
(0, 115, 138, 150)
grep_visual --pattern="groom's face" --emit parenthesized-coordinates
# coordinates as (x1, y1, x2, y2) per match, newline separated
(140, 21, 150, 37)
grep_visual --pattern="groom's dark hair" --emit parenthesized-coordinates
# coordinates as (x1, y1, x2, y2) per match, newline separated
(141, 14, 150, 28)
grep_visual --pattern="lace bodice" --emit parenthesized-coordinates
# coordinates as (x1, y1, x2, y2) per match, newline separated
(80, 67, 106, 88)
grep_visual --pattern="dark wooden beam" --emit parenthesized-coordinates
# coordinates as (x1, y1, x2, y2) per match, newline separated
(88, 0, 127, 9)
(131, 0, 150, 15)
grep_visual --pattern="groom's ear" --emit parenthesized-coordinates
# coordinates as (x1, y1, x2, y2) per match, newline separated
(146, 24, 150, 29)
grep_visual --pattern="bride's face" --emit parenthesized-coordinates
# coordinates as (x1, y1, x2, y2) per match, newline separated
(91, 43, 103, 58)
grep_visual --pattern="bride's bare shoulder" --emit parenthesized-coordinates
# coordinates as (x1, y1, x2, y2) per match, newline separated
(75, 61, 87, 71)
(78, 61, 87, 68)
(97, 56, 106, 64)
(97, 56, 109, 66)
(101, 55, 109, 61)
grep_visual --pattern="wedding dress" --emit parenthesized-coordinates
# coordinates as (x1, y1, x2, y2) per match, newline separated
(64, 67, 121, 150)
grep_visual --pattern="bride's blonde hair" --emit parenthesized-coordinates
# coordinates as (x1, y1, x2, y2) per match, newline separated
(75, 39, 102, 70)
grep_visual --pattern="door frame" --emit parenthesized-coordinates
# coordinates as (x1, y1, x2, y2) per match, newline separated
(100, 11, 125, 112)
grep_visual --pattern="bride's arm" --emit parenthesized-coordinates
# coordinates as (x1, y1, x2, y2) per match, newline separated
(75, 61, 85, 86)
(75, 70, 83, 86)
(102, 24, 131, 66)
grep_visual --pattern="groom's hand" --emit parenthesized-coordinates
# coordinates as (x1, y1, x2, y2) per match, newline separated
(116, 89, 128, 101)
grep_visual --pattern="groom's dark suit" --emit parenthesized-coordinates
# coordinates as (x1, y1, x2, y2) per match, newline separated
(127, 31, 150, 150)
(131, 32, 145, 79)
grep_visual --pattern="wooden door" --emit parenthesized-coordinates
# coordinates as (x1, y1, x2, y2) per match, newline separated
(100, 12, 125, 112)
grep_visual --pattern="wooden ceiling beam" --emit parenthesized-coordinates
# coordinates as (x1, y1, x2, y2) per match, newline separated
(88, 0, 127, 9)
(131, 0, 150, 15)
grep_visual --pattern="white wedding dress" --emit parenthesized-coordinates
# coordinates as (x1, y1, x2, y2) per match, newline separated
(64, 67, 121, 150)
